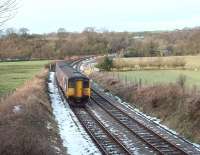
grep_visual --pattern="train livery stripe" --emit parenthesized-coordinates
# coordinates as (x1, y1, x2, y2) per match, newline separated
(76, 80, 83, 97)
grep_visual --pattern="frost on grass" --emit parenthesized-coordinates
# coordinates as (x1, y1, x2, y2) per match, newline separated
(48, 72, 100, 155)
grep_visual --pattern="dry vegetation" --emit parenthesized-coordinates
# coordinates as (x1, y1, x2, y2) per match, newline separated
(90, 72, 200, 143)
(113, 56, 198, 70)
(0, 70, 66, 155)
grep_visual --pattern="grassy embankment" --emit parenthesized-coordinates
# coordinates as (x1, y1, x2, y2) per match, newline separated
(91, 72, 200, 143)
(91, 56, 200, 143)
(0, 60, 49, 97)
(0, 61, 66, 155)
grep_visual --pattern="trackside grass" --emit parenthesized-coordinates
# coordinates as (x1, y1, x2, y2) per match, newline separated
(0, 69, 66, 154)
(0, 60, 49, 97)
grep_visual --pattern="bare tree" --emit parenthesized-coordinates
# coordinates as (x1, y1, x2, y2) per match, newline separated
(19, 27, 29, 37)
(6, 27, 15, 35)
(0, 0, 17, 27)
(57, 28, 66, 38)
(5, 27, 17, 40)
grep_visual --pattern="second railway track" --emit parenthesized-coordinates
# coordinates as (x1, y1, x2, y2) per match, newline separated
(90, 88, 191, 155)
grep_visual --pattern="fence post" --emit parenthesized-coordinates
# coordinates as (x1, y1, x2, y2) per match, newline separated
(125, 74, 128, 87)
(50, 64, 52, 71)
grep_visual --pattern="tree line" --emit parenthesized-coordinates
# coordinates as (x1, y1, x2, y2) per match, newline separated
(0, 27, 131, 60)
(1, 26, 200, 60)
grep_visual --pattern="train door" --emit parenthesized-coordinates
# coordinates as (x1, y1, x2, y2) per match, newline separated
(68, 79, 75, 97)
(76, 80, 83, 98)
(83, 80, 90, 97)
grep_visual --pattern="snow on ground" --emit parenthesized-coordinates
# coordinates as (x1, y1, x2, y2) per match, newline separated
(13, 105, 22, 113)
(79, 58, 99, 74)
(47, 121, 53, 130)
(48, 72, 101, 155)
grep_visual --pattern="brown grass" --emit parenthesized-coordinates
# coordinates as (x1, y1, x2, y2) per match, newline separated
(90, 72, 200, 143)
(0, 70, 66, 155)
(113, 57, 186, 70)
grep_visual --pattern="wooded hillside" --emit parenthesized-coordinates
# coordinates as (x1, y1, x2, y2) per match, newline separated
(1, 27, 200, 59)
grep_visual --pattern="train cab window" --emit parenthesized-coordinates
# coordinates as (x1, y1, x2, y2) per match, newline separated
(83, 80, 89, 88)
(68, 80, 75, 88)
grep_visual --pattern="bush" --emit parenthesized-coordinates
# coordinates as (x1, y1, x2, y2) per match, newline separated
(96, 56, 113, 71)
(177, 74, 187, 89)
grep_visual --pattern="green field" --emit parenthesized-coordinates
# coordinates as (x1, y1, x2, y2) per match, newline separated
(112, 70, 200, 87)
(0, 60, 49, 97)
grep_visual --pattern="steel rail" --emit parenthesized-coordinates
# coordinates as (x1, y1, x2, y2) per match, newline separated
(72, 107, 132, 155)
(91, 88, 189, 155)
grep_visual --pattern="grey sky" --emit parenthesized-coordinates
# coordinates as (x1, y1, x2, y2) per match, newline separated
(5, 0, 200, 33)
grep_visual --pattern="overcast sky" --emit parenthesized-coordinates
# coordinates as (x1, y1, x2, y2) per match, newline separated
(5, 0, 200, 33)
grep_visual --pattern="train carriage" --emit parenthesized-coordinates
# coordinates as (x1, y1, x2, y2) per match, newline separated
(56, 61, 90, 106)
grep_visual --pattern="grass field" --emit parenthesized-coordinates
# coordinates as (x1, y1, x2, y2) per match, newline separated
(0, 60, 49, 97)
(112, 70, 200, 87)
(110, 56, 200, 87)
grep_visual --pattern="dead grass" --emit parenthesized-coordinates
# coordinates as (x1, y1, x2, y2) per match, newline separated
(113, 57, 186, 70)
(0, 70, 66, 155)
(90, 72, 200, 143)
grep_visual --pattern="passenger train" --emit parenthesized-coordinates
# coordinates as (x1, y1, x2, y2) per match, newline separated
(56, 61, 90, 106)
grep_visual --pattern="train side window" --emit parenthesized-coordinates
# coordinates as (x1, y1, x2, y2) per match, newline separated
(68, 80, 75, 88)
(64, 79, 67, 90)
(83, 80, 89, 88)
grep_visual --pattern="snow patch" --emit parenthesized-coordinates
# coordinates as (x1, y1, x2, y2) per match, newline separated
(47, 121, 53, 130)
(79, 58, 99, 74)
(53, 145, 61, 154)
(48, 72, 101, 155)
(13, 105, 22, 113)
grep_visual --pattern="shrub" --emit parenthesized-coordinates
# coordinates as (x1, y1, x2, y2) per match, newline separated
(177, 74, 187, 89)
(96, 56, 113, 71)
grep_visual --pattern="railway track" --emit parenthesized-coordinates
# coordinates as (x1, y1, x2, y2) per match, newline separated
(90, 88, 191, 155)
(55, 65, 131, 154)
(57, 58, 200, 155)
(72, 107, 132, 155)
